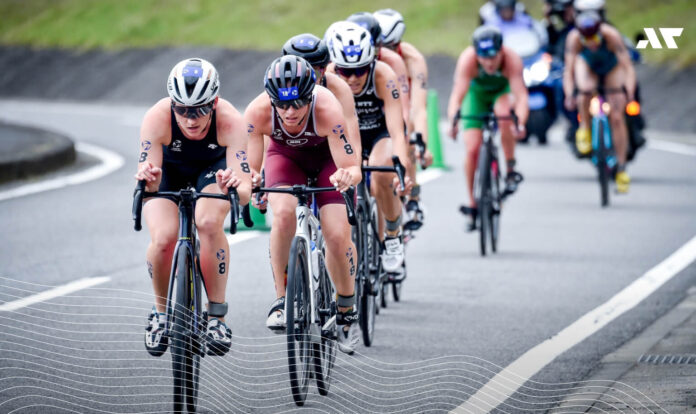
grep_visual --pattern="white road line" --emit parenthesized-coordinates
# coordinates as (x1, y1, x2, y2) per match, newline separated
(452, 234, 696, 414)
(417, 168, 444, 184)
(647, 140, 696, 156)
(0, 277, 111, 312)
(0, 142, 124, 202)
(226, 230, 264, 245)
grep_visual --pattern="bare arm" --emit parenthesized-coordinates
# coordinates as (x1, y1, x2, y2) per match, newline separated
(215, 100, 252, 205)
(315, 89, 361, 190)
(244, 94, 271, 176)
(135, 99, 170, 191)
(504, 50, 529, 125)
(402, 42, 429, 143)
(563, 30, 580, 99)
(376, 62, 410, 169)
(381, 48, 411, 127)
(447, 48, 475, 123)
(606, 26, 636, 100)
(327, 73, 362, 159)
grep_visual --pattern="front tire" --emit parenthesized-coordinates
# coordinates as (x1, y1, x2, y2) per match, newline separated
(313, 248, 336, 396)
(596, 120, 609, 207)
(286, 237, 312, 406)
(171, 247, 201, 413)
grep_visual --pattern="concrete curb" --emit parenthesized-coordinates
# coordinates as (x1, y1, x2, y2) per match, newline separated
(0, 122, 76, 184)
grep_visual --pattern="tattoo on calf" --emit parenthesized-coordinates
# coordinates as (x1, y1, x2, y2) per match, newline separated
(346, 247, 356, 277)
(217, 249, 226, 275)
(147, 261, 153, 279)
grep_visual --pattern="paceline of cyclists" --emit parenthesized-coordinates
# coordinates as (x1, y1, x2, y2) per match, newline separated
(134, 1, 642, 358)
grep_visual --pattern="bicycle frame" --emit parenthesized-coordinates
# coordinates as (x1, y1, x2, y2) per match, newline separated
(590, 94, 617, 170)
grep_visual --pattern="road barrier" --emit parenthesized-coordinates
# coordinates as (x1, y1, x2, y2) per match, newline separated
(427, 89, 446, 169)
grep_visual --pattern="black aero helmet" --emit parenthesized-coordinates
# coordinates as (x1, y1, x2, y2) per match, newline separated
(347, 12, 383, 46)
(282, 33, 330, 68)
(472, 26, 503, 57)
(494, 0, 516, 11)
(575, 10, 601, 37)
(264, 55, 316, 108)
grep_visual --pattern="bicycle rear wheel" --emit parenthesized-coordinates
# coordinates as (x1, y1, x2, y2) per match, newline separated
(596, 120, 609, 207)
(313, 247, 336, 396)
(286, 236, 312, 406)
(171, 247, 202, 413)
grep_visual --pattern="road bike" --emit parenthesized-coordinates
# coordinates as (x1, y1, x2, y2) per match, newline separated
(132, 180, 250, 413)
(580, 87, 624, 207)
(354, 155, 406, 345)
(253, 183, 355, 406)
(457, 112, 517, 256)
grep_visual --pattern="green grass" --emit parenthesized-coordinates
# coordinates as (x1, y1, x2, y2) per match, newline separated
(0, 0, 693, 66)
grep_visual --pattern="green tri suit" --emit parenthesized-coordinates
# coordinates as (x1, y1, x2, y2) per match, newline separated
(460, 65, 510, 130)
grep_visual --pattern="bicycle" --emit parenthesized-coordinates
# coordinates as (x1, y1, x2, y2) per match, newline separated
(354, 155, 406, 346)
(132, 180, 250, 413)
(579, 87, 623, 207)
(456, 111, 517, 256)
(252, 183, 356, 406)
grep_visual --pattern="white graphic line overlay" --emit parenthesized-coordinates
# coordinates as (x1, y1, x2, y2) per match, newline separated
(648, 139, 696, 156)
(0, 277, 111, 312)
(452, 234, 696, 414)
(0, 142, 124, 202)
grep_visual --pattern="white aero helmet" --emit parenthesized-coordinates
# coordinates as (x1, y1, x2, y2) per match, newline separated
(167, 58, 220, 106)
(573, 0, 605, 12)
(373, 9, 405, 48)
(326, 21, 375, 68)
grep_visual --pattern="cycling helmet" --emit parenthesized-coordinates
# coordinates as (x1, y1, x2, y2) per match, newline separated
(347, 12, 383, 46)
(575, 11, 602, 38)
(373, 9, 405, 48)
(167, 58, 219, 106)
(574, 0, 605, 12)
(282, 33, 330, 68)
(327, 21, 375, 68)
(548, 0, 573, 13)
(472, 26, 503, 57)
(264, 55, 316, 107)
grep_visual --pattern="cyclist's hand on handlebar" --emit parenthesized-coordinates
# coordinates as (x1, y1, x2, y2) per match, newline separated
(513, 123, 527, 140)
(215, 167, 241, 195)
(330, 168, 358, 193)
(134, 162, 161, 184)
(393, 175, 414, 197)
(564, 95, 576, 112)
(448, 122, 459, 140)
(421, 149, 434, 168)
(251, 169, 262, 188)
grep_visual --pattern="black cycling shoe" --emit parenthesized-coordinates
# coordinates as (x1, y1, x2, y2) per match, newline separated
(144, 307, 169, 357)
(459, 205, 477, 232)
(502, 171, 524, 198)
(206, 318, 232, 356)
(404, 199, 424, 231)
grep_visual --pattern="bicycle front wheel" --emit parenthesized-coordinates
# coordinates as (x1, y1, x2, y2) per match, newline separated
(359, 206, 377, 346)
(171, 247, 201, 413)
(490, 158, 502, 253)
(313, 248, 336, 395)
(476, 145, 491, 257)
(596, 120, 610, 207)
(286, 236, 312, 406)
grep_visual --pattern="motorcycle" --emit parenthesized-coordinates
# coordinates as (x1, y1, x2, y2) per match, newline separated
(503, 27, 562, 144)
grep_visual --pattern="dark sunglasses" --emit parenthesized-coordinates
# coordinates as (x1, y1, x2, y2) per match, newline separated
(271, 96, 312, 110)
(171, 101, 214, 119)
(335, 65, 370, 78)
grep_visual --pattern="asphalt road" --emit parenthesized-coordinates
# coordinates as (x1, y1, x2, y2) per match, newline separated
(1, 99, 695, 413)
